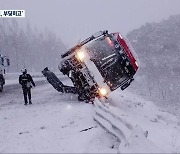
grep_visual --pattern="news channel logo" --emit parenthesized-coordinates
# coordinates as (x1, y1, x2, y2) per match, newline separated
(0, 10, 25, 18)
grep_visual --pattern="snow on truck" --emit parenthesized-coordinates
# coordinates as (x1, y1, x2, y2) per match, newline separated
(0, 54, 10, 92)
(42, 30, 139, 102)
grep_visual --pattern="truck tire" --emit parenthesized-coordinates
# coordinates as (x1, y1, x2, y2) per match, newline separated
(0, 84, 3, 92)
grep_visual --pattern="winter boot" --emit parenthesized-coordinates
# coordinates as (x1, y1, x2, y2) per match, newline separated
(29, 100, 32, 105)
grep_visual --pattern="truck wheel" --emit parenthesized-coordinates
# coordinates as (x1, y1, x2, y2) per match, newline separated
(0, 84, 3, 92)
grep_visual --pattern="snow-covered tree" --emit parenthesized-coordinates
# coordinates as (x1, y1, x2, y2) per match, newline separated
(127, 14, 180, 110)
(0, 19, 66, 72)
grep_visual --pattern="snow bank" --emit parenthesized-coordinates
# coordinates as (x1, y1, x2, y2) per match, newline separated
(94, 98, 162, 153)
(102, 89, 180, 153)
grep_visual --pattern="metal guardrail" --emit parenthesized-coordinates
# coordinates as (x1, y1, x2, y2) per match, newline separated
(93, 98, 162, 153)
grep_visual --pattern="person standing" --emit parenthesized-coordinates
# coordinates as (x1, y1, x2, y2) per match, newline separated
(19, 68, 35, 105)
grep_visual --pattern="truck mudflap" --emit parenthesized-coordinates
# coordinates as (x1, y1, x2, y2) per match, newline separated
(42, 67, 77, 94)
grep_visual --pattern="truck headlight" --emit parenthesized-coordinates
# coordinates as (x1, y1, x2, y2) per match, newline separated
(76, 50, 85, 62)
(98, 87, 108, 97)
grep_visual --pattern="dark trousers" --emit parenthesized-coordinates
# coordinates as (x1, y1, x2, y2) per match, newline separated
(23, 88, 31, 104)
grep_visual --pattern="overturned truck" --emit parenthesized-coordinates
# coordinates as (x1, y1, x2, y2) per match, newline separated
(42, 30, 139, 102)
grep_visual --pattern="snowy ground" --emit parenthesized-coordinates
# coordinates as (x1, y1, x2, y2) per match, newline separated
(108, 90, 180, 153)
(0, 83, 117, 153)
(1, 75, 180, 153)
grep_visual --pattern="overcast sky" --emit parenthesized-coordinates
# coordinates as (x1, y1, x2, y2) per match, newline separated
(1, 0, 180, 47)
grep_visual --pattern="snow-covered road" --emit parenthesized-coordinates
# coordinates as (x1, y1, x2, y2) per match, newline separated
(1, 77, 180, 153)
(0, 83, 118, 153)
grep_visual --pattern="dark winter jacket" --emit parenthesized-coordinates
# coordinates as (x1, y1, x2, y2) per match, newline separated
(19, 73, 35, 89)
